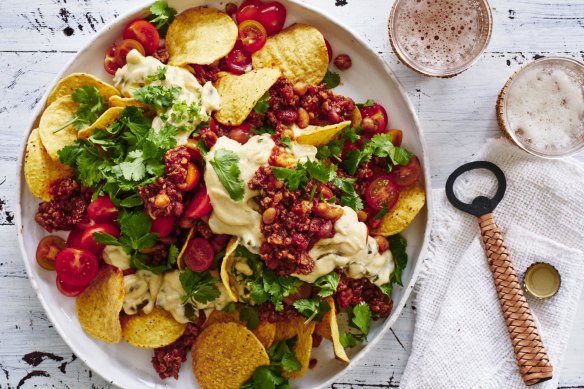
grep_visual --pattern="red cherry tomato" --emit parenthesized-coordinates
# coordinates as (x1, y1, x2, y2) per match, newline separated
(81, 224, 120, 255)
(114, 39, 145, 67)
(386, 129, 403, 147)
(239, 19, 267, 53)
(184, 188, 212, 219)
(104, 45, 120, 75)
(391, 156, 422, 187)
(225, 41, 252, 74)
(228, 123, 253, 144)
(150, 215, 176, 238)
(77, 214, 96, 230)
(87, 196, 119, 224)
(36, 235, 66, 271)
(184, 238, 214, 272)
(211, 234, 231, 253)
(123, 19, 160, 55)
(365, 176, 400, 211)
(257, 2, 287, 35)
(185, 139, 204, 164)
(360, 103, 389, 133)
(55, 248, 99, 287)
(177, 162, 201, 192)
(67, 228, 85, 249)
(236, 0, 263, 24)
(325, 39, 333, 64)
(56, 276, 86, 297)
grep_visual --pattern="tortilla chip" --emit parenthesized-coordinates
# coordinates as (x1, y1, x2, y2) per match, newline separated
(167, 7, 238, 66)
(214, 68, 281, 126)
(378, 182, 426, 236)
(177, 227, 195, 270)
(108, 95, 148, 109)
(24, 129, 74, 201)
(325, 297, 350, 363)
(296, 121, 352, 147)
(205, 309, 276, 349)
(252, 24, 329, 85)
(78, 107, 124, 139)
(120, 306, 186, 348)
(47, 73, 119, 106)
(192, 322, 269, 389)
(76, 266, 124, 344)
(275, 317, 316, 378)
(38, 95, 79, 161)
(220, 237, 241, 302)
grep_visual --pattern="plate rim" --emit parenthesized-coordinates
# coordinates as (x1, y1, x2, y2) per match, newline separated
(14, 1, 433, 387)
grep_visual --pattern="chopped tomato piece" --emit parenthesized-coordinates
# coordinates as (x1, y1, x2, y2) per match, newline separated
(177, 162, 201, 192)
(360, 103, 389, 133)
(114, 39, 145, 67)
(56, 276, 86, 297)
(257, 1, 287, 35)
(123, 19, 160, 55)
(325, 39, 333, 64)
(184, 238, 214, 272)
(391, 156, 421, 187)
(87, 196, 119, 224)
(55, 248, 99, 287)
(236, 0, 263, 24)
(150, 215, 176, 238)
(36, 235, 66, 271)
(184, 188, 212, 219)
(365, 176, 400, 211)
(80, 224, 120, 255)
(67, 228, 85, 250)
(225, 41, 252, 74)
(227, 123, 253, 144)
(386, 129, 403, 147)
(239, 19, 267, 53)
(104, 45, 120, 75)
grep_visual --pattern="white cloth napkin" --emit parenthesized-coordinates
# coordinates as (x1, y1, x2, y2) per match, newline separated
(400, 138, 584, 389)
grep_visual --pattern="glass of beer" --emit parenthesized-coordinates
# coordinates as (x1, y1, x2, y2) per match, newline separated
(389, 0, 493, 77)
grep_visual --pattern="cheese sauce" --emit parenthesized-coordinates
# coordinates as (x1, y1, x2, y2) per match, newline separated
(102, 245, 131, 271)
(114, 49, 221, 145)
(122, 270, 163, 315)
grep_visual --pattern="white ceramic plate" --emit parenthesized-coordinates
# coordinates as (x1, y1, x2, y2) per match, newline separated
(16, 1, 432, 387)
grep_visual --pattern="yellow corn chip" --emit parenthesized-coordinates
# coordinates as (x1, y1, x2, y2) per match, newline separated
(47, 73, 119, 106)
(76, 266, 124, 344)
(167, 7, 238, 66)
(219, 236, 241, 302)
(252, 24, 329, 85)
(78, 107, 124, 139)
(120, 306, 186, 348)
(325, 297, 350, 363)
(177, 227, 195, 270)
(108, 95, 148, 109)
(378, 182, 426, 236)
(24, 129, 74, 201)
(296, 121, 352, 147)
(192, 322, 269, 389)
(275, 317, 316, 378)
(38, 95, 79, 161)
(205, 309, 276, 349)
(214, 68, 281, 126)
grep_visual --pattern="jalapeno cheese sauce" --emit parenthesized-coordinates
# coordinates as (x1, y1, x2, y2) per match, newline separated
(123, 270, 163, 315)
(114, 50, 221, 145)
(102, 245, 131, 271)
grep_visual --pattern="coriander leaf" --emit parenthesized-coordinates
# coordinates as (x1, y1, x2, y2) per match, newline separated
(304, 160, 335, 183)
(342, 133, 414, 174)
(209, 148, 245, 202)
(280, 137, 292, 148)
(240, 305, 260, 330)
(322, 70, 341, 89)
(179, 269, 220, 304)
(332, 176, 364, 211)
(342, 149, 363, 175)
(242, 365, 289, 389)
(72, 85, 108, 130)
(339, 331, 365, 348)
(340, 191, 364, 211)
(341, 126, 361, 144)
(223, 302, 237, 313)
(293, 297, 330, 323)
(253, 92, 270, 114)
(92, 232, 121, 246)
(252, 123, 276, 135)
(374, 206, 389, 220)
(167, 244, 179, 266)
(117, 194, 144, 208)
(268, 337, 301, 373)
(146, 66, 167, 82)
(378, 283, 392, 298)
(58, 143, 82, 166)
(349, 303, 372, 335)
(314, 271, 339, 297)
(272, 166, 308, 191)
(133, 85, 180, 111)
(316, 139, 342, 161)
(356, 99, 376, 108)
(147, 0, 177, 37)
(388, 234, 408, 286)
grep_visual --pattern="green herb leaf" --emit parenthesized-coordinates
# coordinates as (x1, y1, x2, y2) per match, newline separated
(322, 70, 341, 89)
(341, 126, 361, 144)
(339, 331, 364, 348)
(223, 302, 237, 313)
(147, 0, 177, 37)
(374, 206, 389, 220)
(72, 85, 108, 130)
(349, 303, 372, 335)
(133, 85, 180, 111)
(241, 366, 289, 389)
(280, 137, 293, 148)
(146, 66, 167, 82)
(342, 133, 414, 175)
(378, 283, 392, 298)
(167, 244, 179, 267)
(209, 148, 245, 202)
(118, 194, 144, 208)
(92, 232, 121, 246)
(252, 123, 276, 135)
(272, 166, 309, 191)
(316, 139, 342, 161)
(356, 99, 375, 108)
(240, 305, 260, 330)
(388, 234, 408, 286)
(179, 269, 221, 304)
(314, 271, 339, 297)
(293, 298, 331, 323)
(253, 92, 270, 114)
(268, 337, 301, 373)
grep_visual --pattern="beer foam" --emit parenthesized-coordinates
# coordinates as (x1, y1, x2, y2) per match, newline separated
(393, 0, 488, 70)
(506, 63, 584, 152)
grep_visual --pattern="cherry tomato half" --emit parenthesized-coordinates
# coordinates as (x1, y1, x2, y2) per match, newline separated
(114, 39, 145, 67)
(77, 214, 96, 230)
(123, 19, 160, 55)
(228, 123, 253, 144)
(104, 45, 120, 75)
(239, 19, 267, 53)
(185, 139, 204, 164)
(225, 41, 252, 74)
(236, 0, 263, 24)
(360, 103, 389, 133)
(67, 228, 85, 250)
(184, 187, 212, 219)
(36, 235, 66, 271)
(184, 238, 214, 272)
(257, 1, 287, 36)
(177, 162, 201, 192)
(325, 39, 333, 64)
(87, 195, 119, 224)
(386, 129, 403, 147)
(56, 276, 86, 297)
(55, 248, 99, 287)
(365, 176, 400, 211)
(81, 224, 120, 255)
(150, 215, 176, 238)
(391, 156, 422, 187)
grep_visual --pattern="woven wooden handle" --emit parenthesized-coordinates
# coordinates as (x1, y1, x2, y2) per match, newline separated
(478, 213, 553, 385)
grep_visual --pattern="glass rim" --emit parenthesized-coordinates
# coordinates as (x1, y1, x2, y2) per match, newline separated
(388, 0, 493, 78)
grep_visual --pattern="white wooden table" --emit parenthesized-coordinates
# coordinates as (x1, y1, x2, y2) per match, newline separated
(1, 0, 583, 387)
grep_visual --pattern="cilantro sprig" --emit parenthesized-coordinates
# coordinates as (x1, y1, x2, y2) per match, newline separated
(179, 268, 221, 305)
(146, 0, 177, 37)
(133, 85, 181, 111)
(293, 297, 330, 323)
(379, 234, 408, 297)
(343, 133, 414, 175)
(209, 149, 245, 202)
(146, 66, 167, 82)
(322, 70, 341, 89)
(242, 337, 301, 389)
(253, 92, 270, 115)
(53, 86, 108, 133)
(314, 271, 340, 297)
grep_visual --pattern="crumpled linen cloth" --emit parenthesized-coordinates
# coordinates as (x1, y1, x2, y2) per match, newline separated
(400, 138, 584, 389)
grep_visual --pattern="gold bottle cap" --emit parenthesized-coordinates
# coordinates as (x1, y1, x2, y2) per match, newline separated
(523, 262, 561, 299)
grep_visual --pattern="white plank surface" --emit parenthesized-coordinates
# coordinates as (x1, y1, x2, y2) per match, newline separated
(1, 0, 583, 388)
